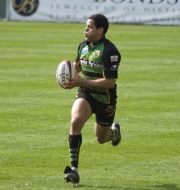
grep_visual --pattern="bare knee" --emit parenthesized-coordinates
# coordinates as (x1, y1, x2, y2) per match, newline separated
(94, 124, 111, 144)
(70, 117, 84, 135)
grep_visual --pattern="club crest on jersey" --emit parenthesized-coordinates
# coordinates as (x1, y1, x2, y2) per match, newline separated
(110, 55, 118, 62)
(94, 50, 101, 58)
(106, 105, 115, 113)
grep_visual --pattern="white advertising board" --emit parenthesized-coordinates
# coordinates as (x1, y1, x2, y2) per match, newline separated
(9, 0, 180, 25)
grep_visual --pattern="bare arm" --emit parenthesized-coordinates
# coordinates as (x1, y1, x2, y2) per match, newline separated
(82, 77, 116, 89)
(65, 62, 116, 89)
(66, 73, 116, 89)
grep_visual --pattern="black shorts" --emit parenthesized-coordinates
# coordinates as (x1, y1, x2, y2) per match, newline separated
(76, 87, 116, 127)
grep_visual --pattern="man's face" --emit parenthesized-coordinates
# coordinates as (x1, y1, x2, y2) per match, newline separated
(84, 19, 103, 43)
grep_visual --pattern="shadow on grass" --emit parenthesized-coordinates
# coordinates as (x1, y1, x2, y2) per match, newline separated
(152, 184, 180, 190)
(77, 184, 120, 189)
(77, 184, 139, 189)
(77, 183, 180, 190)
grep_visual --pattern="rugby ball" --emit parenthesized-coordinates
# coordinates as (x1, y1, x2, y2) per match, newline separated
(56, 60, 76, 89)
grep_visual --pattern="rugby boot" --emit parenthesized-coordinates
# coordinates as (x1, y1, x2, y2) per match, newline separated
(111, 122, 121, 146)
(64, 166, 80, 186)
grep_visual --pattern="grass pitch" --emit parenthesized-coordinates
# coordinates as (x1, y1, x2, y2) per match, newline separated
(0, 21, 180, 190)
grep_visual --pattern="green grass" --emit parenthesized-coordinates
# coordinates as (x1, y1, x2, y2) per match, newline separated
(0, 21, 180, 190)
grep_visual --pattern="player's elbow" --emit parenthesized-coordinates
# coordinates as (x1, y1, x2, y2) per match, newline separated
(108, 83, 115, 89)
(106, 78, 116, 89)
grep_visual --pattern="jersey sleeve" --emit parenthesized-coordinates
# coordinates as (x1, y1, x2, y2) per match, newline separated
(75, 44, 80, 64)
(102, 46, 121, 79)
(75, 40, 86, 65)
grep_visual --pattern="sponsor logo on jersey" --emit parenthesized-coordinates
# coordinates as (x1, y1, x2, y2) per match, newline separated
(111, 65, 118, 70)
(82, 46, 88, 54)
(110, 55, 118, 62)
(80, 59, 103, 68)
(94, 50, 101, 58)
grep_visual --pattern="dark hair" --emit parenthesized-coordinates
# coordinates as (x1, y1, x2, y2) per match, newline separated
(88, 14, 109, 34)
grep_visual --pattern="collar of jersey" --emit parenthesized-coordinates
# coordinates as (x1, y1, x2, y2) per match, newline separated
(86, 36, 105, 46)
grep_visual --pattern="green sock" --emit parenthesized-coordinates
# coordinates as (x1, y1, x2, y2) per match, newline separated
(68, 134, 82, 168)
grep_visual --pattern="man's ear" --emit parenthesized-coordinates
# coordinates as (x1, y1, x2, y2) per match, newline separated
(98, 27, 104, 34)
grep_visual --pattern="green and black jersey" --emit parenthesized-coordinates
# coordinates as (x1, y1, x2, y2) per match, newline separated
(75, 36, 121, 104)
